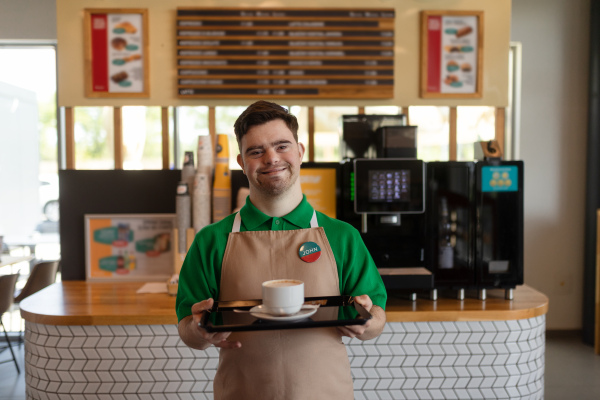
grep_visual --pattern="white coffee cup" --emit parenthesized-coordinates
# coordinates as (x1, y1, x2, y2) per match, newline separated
(261, 279, 304, 316)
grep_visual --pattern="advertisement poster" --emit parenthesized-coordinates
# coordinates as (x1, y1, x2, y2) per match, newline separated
(85, 214, 174, 281)
(85, 9, 149, 97)
(421, 11, 483, 98)
(300, 169, 337, 218)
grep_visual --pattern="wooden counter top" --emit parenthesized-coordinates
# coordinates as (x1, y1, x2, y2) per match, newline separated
(19, 281, 548, 326)
(385, 284, 548, 322)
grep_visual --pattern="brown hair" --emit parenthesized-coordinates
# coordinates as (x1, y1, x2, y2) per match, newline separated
(233, 101, 299, 149)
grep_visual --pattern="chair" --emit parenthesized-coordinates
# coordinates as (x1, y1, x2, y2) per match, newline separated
(13, 260, 59, 347)
(14, 260, 59, 303)
(0, 273, 20, 374)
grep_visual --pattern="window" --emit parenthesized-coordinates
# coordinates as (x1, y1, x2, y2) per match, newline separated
(0, 44, 60, 331)
(74, 106, 115, 169)
(122, 106, 168, 170)
(314, 106, 358, 161)
(457, 106, 495, 161)
(410, 106, 450, 161)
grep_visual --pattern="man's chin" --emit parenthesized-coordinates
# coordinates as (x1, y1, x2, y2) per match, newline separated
(256, 182, 290, 196)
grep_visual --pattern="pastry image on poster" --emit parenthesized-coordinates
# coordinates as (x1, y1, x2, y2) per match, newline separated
(420, 11, 483, 98)
(85, 214, 175, 281)
(107, 14, 143, 92)
(439, 15, 477, 93)
(84, 9, 149, 97)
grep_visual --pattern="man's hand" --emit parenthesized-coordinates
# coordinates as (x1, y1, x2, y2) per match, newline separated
(336, 294, 386, 341)
(178, 298, 242, 350)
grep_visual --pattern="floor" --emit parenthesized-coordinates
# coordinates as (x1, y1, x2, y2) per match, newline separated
(1, 330, 599, 399)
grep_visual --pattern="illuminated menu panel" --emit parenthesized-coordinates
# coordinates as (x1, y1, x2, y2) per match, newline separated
(176, 8, 395, 99)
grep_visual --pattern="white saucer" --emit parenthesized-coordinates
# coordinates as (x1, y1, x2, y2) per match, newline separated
(249, 305, 318, 321)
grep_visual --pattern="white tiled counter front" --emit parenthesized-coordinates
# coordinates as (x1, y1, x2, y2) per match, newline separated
(344, 316, 545, 400)
(20, 282, 548, 400)
(24, 315, 544, 400)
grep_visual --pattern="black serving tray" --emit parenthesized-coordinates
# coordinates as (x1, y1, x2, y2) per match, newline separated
(199, 295, 372, 333)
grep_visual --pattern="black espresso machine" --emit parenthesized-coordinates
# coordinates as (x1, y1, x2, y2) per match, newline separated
(338, 115, 524, 300)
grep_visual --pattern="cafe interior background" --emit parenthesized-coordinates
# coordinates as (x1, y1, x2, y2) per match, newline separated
(0, 0, 594, 345)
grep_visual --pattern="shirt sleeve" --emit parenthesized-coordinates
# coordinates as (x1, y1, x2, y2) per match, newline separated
(175, 225, 225, 323)
(323, 217, 387, 310)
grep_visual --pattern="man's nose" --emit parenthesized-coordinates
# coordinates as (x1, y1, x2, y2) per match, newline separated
(264, 148, 280, 164)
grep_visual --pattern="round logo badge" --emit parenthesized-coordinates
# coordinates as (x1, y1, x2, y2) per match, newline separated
(298, 241, 321, 263)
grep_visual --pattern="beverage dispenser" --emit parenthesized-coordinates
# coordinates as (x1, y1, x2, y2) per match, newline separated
(425, 162, 476, 298)
(425, 160, 524, 300)
(474, 160, 524, 300)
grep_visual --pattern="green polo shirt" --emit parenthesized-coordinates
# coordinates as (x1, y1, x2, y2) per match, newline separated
(176, 195, 387, 322)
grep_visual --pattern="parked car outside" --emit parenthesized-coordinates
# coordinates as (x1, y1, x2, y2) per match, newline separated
(39, 174, 59, 222)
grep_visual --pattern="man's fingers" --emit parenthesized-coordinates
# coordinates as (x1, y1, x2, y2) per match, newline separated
(353, 294, 373, 311)
(337, 325, 366, 338)
(191, 298, 214, 314)
(214, 339, 242, 349)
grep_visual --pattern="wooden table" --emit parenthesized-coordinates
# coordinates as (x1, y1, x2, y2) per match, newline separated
(20, 282, 548, 400)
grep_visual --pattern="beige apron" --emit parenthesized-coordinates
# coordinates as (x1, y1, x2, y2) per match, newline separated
(213, 211, 354, 400)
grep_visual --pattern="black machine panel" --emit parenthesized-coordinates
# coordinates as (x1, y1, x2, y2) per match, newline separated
(475, 161, 524, 289)
(426, 162, 476, 289)
(341, 114, 407, 159)
(338, 160, 426, 270)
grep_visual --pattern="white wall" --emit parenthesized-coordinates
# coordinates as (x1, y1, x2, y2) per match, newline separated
(511, 0, 590, 329)
(0, 0, 56, 40)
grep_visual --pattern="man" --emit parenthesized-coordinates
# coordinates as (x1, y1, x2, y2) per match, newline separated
(177, 100, 387, 399)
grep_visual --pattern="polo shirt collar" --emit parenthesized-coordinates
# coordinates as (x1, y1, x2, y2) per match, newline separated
(239, 195, 314, 230)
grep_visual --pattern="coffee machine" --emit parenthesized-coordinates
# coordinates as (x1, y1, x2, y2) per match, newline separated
(339, 115, 434, 298)
(339, 115, 524, 300)
(425, 160, 524, 299)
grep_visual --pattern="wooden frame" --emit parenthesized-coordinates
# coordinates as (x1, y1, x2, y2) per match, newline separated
(420, 10, 484, 99)
(84, 8, 150, 98)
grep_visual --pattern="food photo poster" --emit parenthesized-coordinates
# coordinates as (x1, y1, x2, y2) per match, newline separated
(84, 9, 150, 97)
(420, 10, 483, 98)
(85, 214, 175, 281)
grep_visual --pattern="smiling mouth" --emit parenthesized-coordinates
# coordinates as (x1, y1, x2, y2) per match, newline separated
(260, 167, 287, 175)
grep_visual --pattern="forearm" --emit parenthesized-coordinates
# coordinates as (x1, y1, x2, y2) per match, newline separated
(356, 305, 386, 341)
(177, 315, 212, 350)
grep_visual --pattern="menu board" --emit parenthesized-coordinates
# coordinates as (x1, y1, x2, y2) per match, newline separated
(176, 8, 395, 99)
(84, 9, 150, 98)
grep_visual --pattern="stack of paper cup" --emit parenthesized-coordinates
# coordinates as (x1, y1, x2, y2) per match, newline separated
(193, 135, 213, 232)
(175, 182, 191, 254)
(181, 151, 196, 203)
(212, 134, 231, 222)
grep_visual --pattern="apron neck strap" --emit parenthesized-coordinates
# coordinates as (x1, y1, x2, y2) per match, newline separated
(232, 210, 318, 233)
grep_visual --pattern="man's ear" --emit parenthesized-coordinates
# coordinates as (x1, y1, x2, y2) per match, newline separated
(298, 142, 305, 164)
(237, 154, 245, 174)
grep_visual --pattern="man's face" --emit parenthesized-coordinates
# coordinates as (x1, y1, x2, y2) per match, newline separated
(237, 119, 305, 197)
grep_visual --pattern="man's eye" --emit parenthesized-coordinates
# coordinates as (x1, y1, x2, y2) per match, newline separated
(278, 145, 288, 151)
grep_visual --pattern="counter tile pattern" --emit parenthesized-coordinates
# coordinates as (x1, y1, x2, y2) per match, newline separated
(345, 316, 545, 400)
(24, 315, 544, 400)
